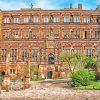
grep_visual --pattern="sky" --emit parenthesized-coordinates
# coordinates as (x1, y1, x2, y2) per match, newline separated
(0, 0, 100, 10)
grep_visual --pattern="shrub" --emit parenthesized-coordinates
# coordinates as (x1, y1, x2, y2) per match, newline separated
(71, 68, 95, 87)
(31, 66, 39, 75)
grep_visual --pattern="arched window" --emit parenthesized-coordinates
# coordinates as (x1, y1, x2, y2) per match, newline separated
(48, 53, 54, 64)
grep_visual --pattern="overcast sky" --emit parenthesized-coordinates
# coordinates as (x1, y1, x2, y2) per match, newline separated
(0, 0, 100, 10)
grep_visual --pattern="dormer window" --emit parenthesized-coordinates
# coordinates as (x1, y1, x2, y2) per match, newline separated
(13, 18, 19, 23)
(74, 16, 79, 23)
(43, 17, 49, 23)
(24, 17, 29, 23)
(64, 16, 70, 23)
(34, 16, 39, 23)
(4, 18, 10, 23)
(83, 17, 90, 23)
(53, 16, 59, 23)
(54, 34, 59, 39)
(93, 17, 97, 23)
(32, 34, 37, 39)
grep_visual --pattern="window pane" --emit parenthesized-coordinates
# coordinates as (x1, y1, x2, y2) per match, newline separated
(53, 16, 58, 23)
(85, 48, 91, 56)
(13, 18, 19, 23)
(64, 16, 70, 23)
(83, 17, 90, 23)
(74, 16, 79, 23)
(31, 49, 38, 61)
(22, 48, 27, 62)
(34, 16, 39, 23)
(24, 18, 29, 23)
(4, 18, 10, 23)
(43, 17, 49, 23)
(2, 49, 7, 62)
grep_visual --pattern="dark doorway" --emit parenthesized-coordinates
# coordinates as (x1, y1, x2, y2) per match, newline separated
(48, 53, 54, 64)
(47, 71, 52, 79)
(0, 71, 5, 83)
(2, 71, 5, 76)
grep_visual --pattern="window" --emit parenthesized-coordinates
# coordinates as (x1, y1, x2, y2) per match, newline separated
(74, 16, 79, 23)
(14, 32, 19, 39)
(83, 17, 90, 23)
(34, 16, 39, 23)
(2, 49, 7, 62)
(24, 17, 29, 23)
(22, 48, 27, 62)
(3, 31, 9, 39)
(41, 49, 46, 62)
(64, 48, 70, 54)
(32, 33, 37, 39)
(43, 17, 49, 23)
(95, 31, 100, 39)
(13, 18, 19, 23)
(54, 34, 59, 39)
(10, 32, 19, 39)
(94, 17, 97, 23)
(10, 69, 15, 74)
(23, 32, 30, 39)
(64, 33, 70, 39)
(48, 53, 54, 64)
(74, 31, 80, 39)
(4, 18, 10, 23)
(84, 31, 90, 39)
(64, 16, 70, 23)
(74, 48, 81, 54)
(95, 48, 99, 57)
(31, 49, 38, 61)
(53, 16, 58, 23)
(10, 49, 17, 62)
(85, 48, 91, 56)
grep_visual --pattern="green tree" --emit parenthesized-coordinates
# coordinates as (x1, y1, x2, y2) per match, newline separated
(59, 52, 85, 74)
(30, 66, 39, 75)
(85, 56, 97, 69)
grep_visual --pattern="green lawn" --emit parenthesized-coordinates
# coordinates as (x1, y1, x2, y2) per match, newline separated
(75, 81, 100, 90)
(31, 77, 45, 81)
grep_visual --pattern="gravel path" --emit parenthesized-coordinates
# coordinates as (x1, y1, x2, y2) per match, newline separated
(0, 80, 100, 100)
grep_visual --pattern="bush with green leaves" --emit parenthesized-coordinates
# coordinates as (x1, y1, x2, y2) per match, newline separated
(71, 68, 95, 87)
(30, 66, 39, 75)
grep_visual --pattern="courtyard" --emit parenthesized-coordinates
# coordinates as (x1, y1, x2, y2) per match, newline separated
(0, 79, 100, 100)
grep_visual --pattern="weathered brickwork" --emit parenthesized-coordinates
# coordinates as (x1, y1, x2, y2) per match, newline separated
(0, 4, 100, 79)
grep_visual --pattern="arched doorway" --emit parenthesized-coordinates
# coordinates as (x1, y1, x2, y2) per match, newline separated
(48, 53, 54, 64)
(0, 71, 5, 83)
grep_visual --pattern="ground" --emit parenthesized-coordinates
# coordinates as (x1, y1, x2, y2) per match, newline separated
(0, 79, 100, 100)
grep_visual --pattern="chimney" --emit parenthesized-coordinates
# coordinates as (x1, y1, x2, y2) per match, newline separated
(70, 3, 72, 9)
(78, 3, 82, 9)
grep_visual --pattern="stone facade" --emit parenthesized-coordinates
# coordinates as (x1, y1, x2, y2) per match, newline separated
(0, 4, 100, 79)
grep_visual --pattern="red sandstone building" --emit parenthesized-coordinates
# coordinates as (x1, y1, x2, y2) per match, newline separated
(0, 4, 100, 79)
